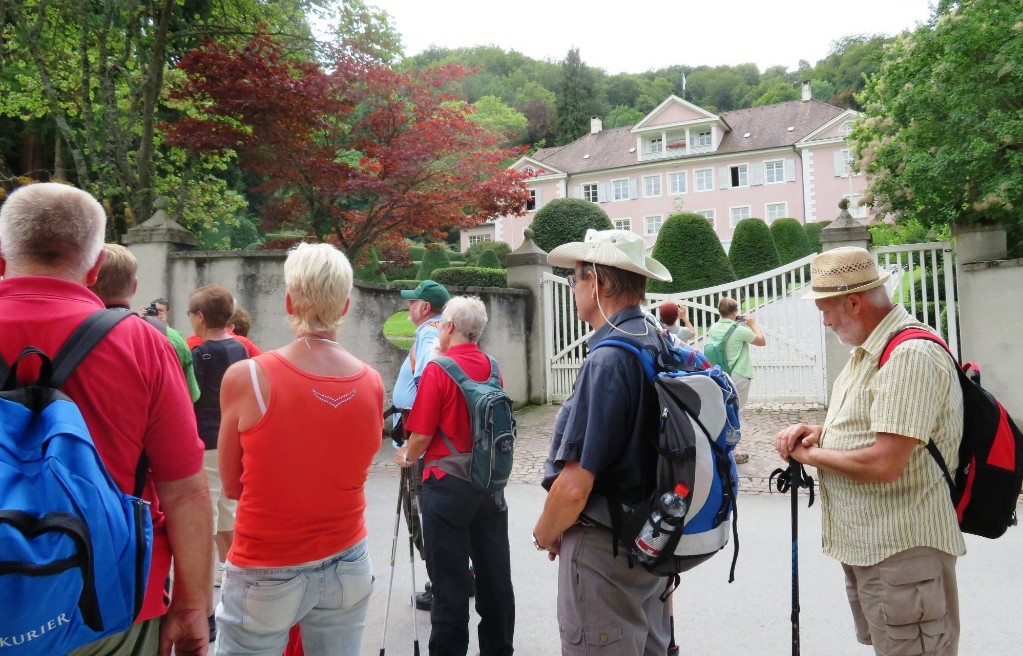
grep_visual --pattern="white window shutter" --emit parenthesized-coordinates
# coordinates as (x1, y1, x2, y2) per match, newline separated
(833, 151, 845, 177)
(630, 179, 638, 199)
(574, 184, 582, 199)
(750, 162, 764, 186)
(598, 182, 607, 202)
(556, 181, 566, 198)
(785, 159, 797, 182)
(535, 188, 543, 209)
(719, 167, 730, 189)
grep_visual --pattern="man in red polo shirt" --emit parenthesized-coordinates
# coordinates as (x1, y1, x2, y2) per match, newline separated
(396, 295, 514, 656)
(0, 184, 213, 656)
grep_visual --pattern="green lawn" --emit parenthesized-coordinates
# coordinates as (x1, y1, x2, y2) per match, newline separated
(383, 311, 416, 349)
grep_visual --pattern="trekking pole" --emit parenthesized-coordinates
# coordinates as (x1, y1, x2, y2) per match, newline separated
(769, 459, 815, 656)
(379, 472, 406, 656)
(404, 468, 422, 656)
(667, 593, 680, 656)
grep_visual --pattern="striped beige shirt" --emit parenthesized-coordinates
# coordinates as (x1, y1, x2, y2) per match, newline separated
(819, 305, 966, 566)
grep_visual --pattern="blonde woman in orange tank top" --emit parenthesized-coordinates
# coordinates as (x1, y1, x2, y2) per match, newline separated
(214, 243, 383, 656)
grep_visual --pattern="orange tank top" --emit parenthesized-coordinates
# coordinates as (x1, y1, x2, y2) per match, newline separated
(229, 351, 383, 567)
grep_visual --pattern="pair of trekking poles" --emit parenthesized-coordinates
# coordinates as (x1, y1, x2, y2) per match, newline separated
(380, 408, 426, 656)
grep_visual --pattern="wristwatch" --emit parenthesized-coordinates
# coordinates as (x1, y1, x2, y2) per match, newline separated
(532, 532, 548, 551)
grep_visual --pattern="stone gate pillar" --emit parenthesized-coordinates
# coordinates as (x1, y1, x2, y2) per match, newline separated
(505, 229, 552, 405)
(123, 198, 197, 324)
(818, 199, 872, 398)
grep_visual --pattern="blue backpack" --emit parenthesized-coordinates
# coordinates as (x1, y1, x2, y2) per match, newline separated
(0, 310, 153, 655)
(590, 331, 741, 582)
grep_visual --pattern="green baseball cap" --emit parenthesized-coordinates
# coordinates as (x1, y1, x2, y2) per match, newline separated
(400, 279, 450, 309)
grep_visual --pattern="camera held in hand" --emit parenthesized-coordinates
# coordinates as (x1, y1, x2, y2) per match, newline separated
(736, 315, 746, 323)
(145, 303, 160, 317)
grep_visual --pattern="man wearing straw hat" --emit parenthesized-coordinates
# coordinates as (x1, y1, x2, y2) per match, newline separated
(774, 246, 964, 656)
(532, 229, 675, 654)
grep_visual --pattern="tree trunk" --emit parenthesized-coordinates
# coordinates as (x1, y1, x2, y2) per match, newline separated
(135, 0, 175, 222)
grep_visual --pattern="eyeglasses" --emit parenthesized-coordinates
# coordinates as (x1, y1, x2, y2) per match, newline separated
(567, 274, 578, 288)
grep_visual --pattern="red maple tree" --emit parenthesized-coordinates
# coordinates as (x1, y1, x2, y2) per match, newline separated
(165, 33, 531, 263)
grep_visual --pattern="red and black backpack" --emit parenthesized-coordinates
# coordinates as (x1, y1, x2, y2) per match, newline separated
(880, 328, 1023, 539)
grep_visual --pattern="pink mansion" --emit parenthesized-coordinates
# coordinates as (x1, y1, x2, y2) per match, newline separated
(461, 86, 869, 252)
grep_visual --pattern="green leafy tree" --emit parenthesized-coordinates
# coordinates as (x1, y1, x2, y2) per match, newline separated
(530, 198, 613, 255)
(555, 49, 599, 145)
(770, 218, 814, 264)
(852, 0, 1023, 230)
(604, 105, 646, 129)
(729, 218, 781, 278)
(649, 213, 735, 293)
(469, 96, 528, 143)
(417, 243, 452, 280)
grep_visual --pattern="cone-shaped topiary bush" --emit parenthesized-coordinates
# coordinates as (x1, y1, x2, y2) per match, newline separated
(771, 218, 814, 264)
(354, 248, 388, 283)
(649, 213, 735, 293)
(464, 240, 512, 265)
(803, 221, 830, 254)
(530, 198, 613, 254)
(476, 248, 502, 269)
(729, 218, 781, 279)
(417, 243, 451, 280)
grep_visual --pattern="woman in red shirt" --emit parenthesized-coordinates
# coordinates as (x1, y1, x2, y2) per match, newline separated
(215, 243, 383, 655)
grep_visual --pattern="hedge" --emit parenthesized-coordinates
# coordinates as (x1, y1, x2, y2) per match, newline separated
(353, 248, 387, 283)
(649, 213, 735, 293)
(530, 198, 613, 256)
(464, 240, 512, 266)
(384, 262, 420, 281)
(432, 266, 507, 288)
(417, 243, 451, 280)
(477, 249, 502, 269)
(728, 218, 781, 279)
(771, 218, 814, 264)
(407, 245, 426, 262)
(803, 221, 830, 253)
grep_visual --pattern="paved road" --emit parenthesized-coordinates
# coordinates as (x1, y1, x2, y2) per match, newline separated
(361, 403, 1023, 655)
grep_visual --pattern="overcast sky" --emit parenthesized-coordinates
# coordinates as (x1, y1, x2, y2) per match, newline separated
(369, 0, 937, 75)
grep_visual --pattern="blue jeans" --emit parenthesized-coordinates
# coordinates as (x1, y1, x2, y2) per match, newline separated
(215, 539, 373, 656)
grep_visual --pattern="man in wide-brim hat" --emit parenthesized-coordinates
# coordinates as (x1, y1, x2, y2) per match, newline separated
(532, 229, 676, 654)
(775, 246, 965, 655)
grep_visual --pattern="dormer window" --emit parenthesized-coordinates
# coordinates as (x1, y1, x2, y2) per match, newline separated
(522, 166, 535, 174)
(840, 121, 854, 135)
(696, 131, 712, 147)
(650, 137, 663, 153)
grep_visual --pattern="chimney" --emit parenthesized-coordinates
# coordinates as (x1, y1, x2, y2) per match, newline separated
(590, 116, 602, 134)
(801, 81, 812, 102)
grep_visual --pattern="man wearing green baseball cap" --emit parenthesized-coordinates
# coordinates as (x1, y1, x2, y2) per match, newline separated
(394, 279, 451, 610)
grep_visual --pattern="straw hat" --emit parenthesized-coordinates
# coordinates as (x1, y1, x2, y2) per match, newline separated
(547, 229, 672, 282)
(802, 247, 890, 300)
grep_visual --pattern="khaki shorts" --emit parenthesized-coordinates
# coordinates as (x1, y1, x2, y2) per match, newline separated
(842, 546, 959, 656)
(204, 449, 237, 533)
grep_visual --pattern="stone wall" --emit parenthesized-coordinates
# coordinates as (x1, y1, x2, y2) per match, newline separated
(160, 250, 531, 407)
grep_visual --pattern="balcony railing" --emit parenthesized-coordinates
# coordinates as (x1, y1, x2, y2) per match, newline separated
(638, 143, 714, 162)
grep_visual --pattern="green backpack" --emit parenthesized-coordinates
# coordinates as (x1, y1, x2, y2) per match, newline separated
(703, 322, 740, 374)
(425, 355, 516, 491)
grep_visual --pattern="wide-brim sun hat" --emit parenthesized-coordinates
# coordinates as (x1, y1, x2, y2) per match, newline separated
(547, 229, 672, 282)
(802, 246, 891, 300)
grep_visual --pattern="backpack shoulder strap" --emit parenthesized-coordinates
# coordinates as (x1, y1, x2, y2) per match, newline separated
(879, 327, 951, 366)
(51, 309, 134, 388)
(432, 355, 471, 388)
(721, 321, 740, 343)
(486, 355, 501, 386)
(590, 334, 659, 381)
(878, 327, 957, 492)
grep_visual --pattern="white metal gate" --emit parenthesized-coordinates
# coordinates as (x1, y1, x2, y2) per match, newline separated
(543, 253, 827, 404)
(872, 242, 958, 357)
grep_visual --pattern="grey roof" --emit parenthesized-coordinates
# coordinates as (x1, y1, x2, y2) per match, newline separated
(531, 100, 846, 176)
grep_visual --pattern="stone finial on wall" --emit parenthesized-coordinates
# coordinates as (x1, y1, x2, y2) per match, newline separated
(123, 197, 198, 247)
(820, 198, 871, 250)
